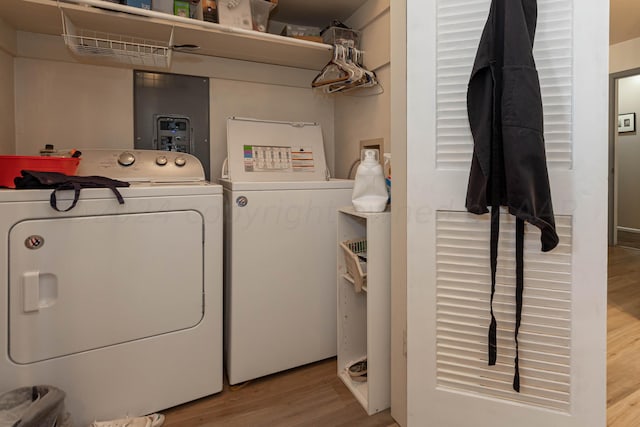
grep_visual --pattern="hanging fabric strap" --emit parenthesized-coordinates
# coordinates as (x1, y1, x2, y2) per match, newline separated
(49, 182, 125, 212)
(488, 204, 500, 366)
(14, 170, 129, 212)
(488, 209, 526, 392)
(513, 217, 525, 391)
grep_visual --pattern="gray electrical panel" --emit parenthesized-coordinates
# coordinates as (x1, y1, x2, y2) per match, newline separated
(155, 115, 192, 153)
(134, 71, 211, 180)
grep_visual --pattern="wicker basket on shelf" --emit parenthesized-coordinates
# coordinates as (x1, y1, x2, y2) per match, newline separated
(340, 238, 367, 292)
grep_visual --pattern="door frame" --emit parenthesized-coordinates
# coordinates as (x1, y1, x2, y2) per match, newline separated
(609, 67, 640, 246)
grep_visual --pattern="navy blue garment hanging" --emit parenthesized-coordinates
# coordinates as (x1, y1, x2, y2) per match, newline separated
(465, 0, 559, 392)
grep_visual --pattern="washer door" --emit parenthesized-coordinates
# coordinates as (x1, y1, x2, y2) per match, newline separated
(9, 211, 204, 364)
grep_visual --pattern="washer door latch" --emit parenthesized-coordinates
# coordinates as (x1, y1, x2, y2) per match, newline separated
(25, 235, 44, 249)
(236, 196, 248, 207)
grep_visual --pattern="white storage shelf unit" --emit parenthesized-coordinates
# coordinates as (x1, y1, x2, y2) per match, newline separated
(337, 207, 391, 415)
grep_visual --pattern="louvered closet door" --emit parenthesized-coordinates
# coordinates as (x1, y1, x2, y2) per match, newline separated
(405, 0, 608, 426)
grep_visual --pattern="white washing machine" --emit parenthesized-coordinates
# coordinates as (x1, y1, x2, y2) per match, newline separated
(220, 117, 353, 385)
(0, 150, 223, 426)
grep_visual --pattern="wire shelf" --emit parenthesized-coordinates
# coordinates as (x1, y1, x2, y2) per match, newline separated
(62, 12, 172, 68)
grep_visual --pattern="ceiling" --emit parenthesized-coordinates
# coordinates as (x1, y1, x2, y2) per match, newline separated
(611, 0, 640, 44)
(268, 0, 369, 28)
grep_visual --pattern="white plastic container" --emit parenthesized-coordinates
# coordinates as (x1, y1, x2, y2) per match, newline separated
(351, 149, 388, 212)
(249, 0, 275, 32)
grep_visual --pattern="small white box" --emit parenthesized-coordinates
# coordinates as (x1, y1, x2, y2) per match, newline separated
(216, 0, 252, 30)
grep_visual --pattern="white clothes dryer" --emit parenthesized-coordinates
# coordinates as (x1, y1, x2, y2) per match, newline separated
(220, 117, 353, 385)
(0, 150, 223, 426)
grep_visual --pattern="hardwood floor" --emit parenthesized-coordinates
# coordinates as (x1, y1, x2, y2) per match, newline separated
(607, 245, 640, 426)
(160, 246, 638, 426)
(162, 358, 398, 427)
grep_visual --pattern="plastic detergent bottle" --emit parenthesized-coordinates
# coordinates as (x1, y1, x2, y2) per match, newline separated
(383, 152, 391, 204)
(351, 149, 388, 212)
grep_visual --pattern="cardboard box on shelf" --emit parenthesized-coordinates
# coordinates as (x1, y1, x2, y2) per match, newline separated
(202, 0, 217, 22)
(122, 0, 151, 9)
(174, 0, 190, 17)
(281, 24, 321, 37)
(281, 24, 322, 43)
(152, 0, 173, 14)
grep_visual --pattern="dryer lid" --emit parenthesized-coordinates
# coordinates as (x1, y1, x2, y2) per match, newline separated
(225, 117, 329, 182)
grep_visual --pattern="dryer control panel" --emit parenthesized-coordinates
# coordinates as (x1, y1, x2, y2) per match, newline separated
(73, 149, 206, 183)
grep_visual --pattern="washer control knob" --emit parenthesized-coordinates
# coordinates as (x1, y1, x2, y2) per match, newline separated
(175, 156, 187, 167)
(156, 155, 168, 166)
(118, 152, 136, 167)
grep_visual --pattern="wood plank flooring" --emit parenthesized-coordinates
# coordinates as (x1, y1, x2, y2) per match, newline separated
(160, 246, 639, 426)
(607, 245, 640, 426)
(162, 358, 398, 427)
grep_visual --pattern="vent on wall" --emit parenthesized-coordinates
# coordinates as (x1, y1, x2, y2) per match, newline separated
(436, 211, 572, 412)
(435, 0, 573, 170)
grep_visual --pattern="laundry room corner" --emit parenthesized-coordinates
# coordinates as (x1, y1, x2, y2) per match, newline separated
(333, 0, 391, 179)
(0, 18, 16, 155)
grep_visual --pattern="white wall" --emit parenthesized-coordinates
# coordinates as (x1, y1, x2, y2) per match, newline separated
(13, 31, 335, 180)
(14, 58, 133, 155)
(610, 37, 640, 74)
(334, 0, 390, 179)
(0, 18, 16, 155)
(0, 49, 15, 155)
(616, 75, 640, 230)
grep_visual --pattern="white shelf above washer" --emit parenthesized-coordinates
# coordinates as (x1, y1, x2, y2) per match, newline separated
(0, 0, 333, 70)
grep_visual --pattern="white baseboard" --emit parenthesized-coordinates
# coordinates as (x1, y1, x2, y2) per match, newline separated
(617, 226, 640, 234)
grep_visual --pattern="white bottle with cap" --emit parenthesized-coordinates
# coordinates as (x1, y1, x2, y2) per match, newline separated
(351, 149, 388, 213)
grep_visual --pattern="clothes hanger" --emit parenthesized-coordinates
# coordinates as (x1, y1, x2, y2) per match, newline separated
(326, 47, 377, 93)
(311, 45, 350, 88)
(318, 46, 360, 93)
(312, 44, 381, 95)
(335, 45, 363, 83)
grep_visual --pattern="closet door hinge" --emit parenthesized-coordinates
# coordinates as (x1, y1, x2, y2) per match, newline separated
(403, 328, 407, 358)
